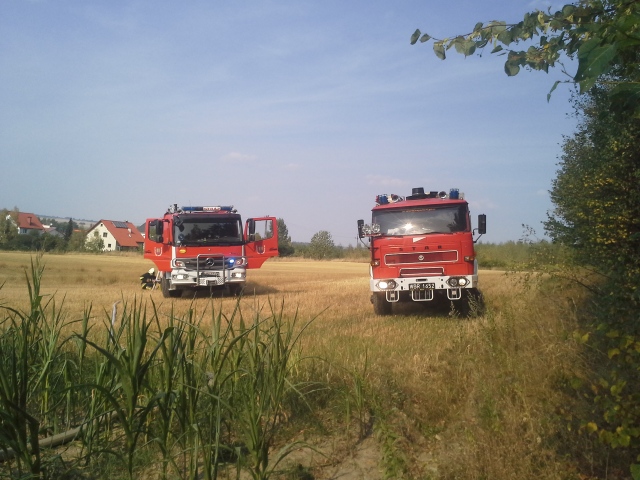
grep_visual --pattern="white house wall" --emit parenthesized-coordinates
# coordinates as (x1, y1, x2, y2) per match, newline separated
(86, 223, 118, 252)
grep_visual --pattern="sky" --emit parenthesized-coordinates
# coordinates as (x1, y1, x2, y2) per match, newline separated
(0, 0, 577, 245)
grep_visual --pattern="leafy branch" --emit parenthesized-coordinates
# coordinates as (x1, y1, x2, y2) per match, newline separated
(411, 0, 640, 114)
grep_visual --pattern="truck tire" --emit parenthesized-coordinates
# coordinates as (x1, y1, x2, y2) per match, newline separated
(452, 289, 484, 318)
(228, 284, 245, 297)
(161, 277, 182, 298)
(372, 293, 392, 315)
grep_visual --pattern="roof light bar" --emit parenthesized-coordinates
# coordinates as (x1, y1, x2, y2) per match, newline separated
(375, 194, 404, 205)
(181, 206, 236, 213)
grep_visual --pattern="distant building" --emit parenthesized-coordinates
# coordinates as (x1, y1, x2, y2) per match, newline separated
(86, 220, 145, 252)
(42, 226, 64, 237)
(7, 212, 46, 235)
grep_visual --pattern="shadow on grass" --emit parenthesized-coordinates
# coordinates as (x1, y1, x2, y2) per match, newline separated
(175, 281, 280, 299)
(387, 300, 476, 319)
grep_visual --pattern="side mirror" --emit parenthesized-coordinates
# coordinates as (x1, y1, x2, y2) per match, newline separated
(477, 214, 486, 235)
(357, 219, 364, 239)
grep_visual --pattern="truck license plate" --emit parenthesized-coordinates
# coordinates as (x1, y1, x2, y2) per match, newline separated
(410, 283, 435, 290)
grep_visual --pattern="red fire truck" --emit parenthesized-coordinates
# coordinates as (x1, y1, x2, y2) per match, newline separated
(144, 204, 278, 298)
(357, 187, 486, 315)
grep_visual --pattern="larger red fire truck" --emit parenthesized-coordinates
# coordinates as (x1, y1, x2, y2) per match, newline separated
(144, 204, 278, 298)
(357, 187, 486, 315)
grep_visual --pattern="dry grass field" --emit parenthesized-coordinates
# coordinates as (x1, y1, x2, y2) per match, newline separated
(0, 252, 589, 479)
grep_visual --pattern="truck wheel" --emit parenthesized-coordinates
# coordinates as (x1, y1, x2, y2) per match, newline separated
(228, 284, 245, 297)
(372, 293, 392, 315)
(161, 277, 182, 298)
(452, 289, 484, 318)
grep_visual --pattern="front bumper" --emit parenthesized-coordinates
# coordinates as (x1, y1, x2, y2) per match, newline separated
(170, 268, 246, 287)
(370, 274, 478, 302)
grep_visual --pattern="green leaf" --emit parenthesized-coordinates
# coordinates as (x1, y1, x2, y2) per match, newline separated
(473, 22, 484, 33)
(547, 80, 560, 102)
(463, 41, 476, 56)
(453, 37, 466, 54)
(630, 463, 640, 480)
(504, 60, 520, 76)
(410, 29, 421, 45)
(609, 83, 640, 115)
(433, 42, 446, 60)
(420, 33, 431, 43)
(491, 45, 504, 54)
(575, 39, 617, 91)
(488, 20, 507, 34)
(497, 29, 513, 44)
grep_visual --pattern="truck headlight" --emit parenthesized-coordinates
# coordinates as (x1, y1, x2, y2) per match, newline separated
(447, 277, 468, 287)
(377, 280, 397, 290)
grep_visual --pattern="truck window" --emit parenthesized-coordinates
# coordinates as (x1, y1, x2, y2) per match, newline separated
(373, 204, 468, 235)
(175, 216, 243, 246)
(251, 219, 274, 240)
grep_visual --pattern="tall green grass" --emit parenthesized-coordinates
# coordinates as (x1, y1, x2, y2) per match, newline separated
(0, 257, 319, 480)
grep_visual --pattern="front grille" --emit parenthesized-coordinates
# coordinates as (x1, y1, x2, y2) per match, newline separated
(385, 250, 457, 265)
(181, 256, 225, 270)
(400, 267, 444, 277)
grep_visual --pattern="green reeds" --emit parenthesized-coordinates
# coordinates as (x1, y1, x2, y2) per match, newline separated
(0, 256, 318, 480)
(233, 299, 314, 480)
(0, 256, 69, 478)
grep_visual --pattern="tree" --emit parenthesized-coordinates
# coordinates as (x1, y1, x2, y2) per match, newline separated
(308, 231, 335, 260)
(85, 231, 104, 253)
(546, 87, 640, 274)
(411, 0, 640, 115)
(64, 218, 74, 241)
(543, 87, 640, 459)
(67, 230, 87, 252)
(0, 207, 19, 248)
(276, 218, 295, 257)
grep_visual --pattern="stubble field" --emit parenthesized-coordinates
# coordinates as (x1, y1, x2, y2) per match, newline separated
(0, 251, 585, 479)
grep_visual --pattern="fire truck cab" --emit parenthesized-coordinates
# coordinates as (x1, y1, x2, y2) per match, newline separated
(358, 187, 486, 316)
(144, 204, 278, 298)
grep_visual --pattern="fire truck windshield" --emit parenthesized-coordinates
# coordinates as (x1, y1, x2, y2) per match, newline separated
(174, 216, 243, 246)
(373, 204, 468, 236)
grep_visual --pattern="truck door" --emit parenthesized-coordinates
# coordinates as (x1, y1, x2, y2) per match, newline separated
(143, 218, 172, 271)
(244, 217, 279, 268)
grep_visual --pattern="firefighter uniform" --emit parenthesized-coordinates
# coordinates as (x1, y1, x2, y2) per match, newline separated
(140, 268, 156, 289)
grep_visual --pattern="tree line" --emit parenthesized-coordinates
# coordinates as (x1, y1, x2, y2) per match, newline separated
(0, 211, 369, 259)
(0, 208, 89, 252)
(276, 218, 368, 260)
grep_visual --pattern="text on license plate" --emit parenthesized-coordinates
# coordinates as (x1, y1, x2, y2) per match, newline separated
(409, 283, 435, 290)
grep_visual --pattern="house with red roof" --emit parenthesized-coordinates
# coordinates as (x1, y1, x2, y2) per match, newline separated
(85, 220, 145, 252)
(10, 212, 46, 235)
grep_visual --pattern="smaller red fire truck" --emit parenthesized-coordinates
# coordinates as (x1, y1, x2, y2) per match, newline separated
(357, 187, 486, 315)
(144, 204, 278, 298)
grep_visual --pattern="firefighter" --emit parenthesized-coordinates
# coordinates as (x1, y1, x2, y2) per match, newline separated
(140, 268, 157, 290)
